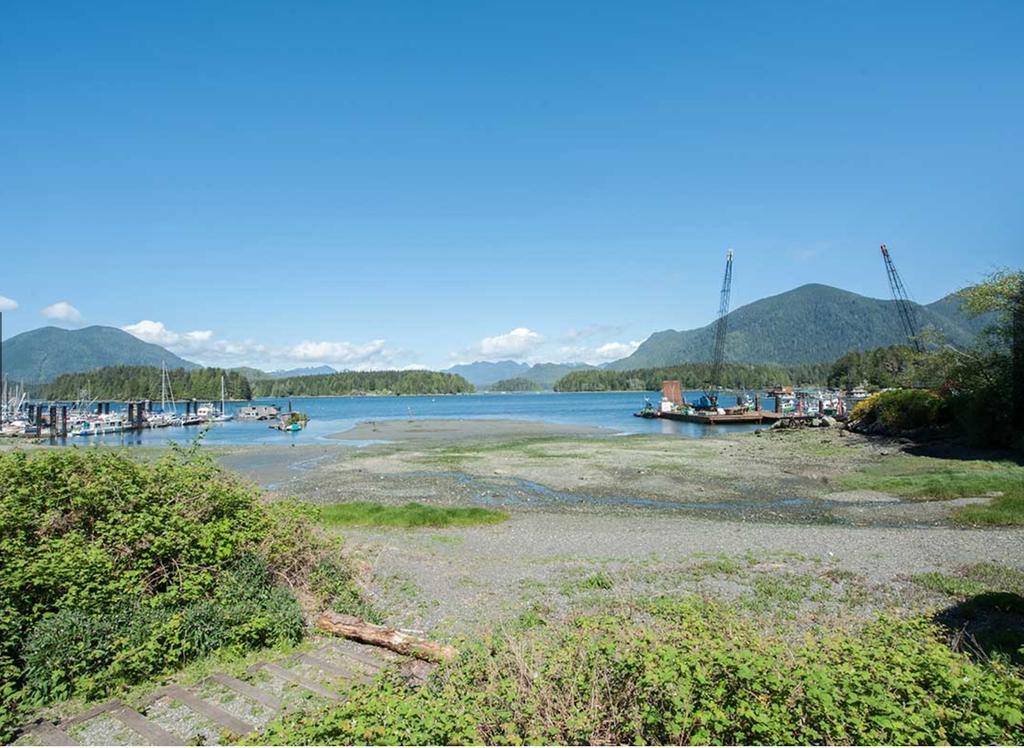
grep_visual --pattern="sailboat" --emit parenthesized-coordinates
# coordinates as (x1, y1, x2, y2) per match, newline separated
(211, 375, 234, 422)
(147, 362, 181, 428)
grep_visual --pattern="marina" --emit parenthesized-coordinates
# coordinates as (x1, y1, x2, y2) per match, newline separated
(3, 390, 790, 446)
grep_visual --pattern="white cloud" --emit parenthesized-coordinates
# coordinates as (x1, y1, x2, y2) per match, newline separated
(593, 340, 642, 361)
(0, 295, 17, 312)
(288, 339, 389, 366)
(122, 319, 400, 370)
(558, 340, 642, 364)
(123, 320, 220, 351)
(41, 301, 82, 323)
(479, 327, 544, 357)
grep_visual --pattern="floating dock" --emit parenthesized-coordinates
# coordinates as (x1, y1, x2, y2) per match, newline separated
(656, 409, 789, 425)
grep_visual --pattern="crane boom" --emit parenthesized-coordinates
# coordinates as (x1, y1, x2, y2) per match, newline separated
(704, 249, 734, 404)
(880, 244, 923, 352)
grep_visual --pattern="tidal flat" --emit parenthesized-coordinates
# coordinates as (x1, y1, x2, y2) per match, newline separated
(211, 419, 1024, 638)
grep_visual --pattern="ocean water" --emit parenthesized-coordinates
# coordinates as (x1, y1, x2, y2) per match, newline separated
(54, 390, 766, 447)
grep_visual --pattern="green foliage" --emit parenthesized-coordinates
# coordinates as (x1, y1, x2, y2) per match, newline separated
(256, 606, 1024, 745)
(317, 501, 508, 529)
(251, 370, 475, 397)
(947, 269, 1024, 449)
(38, 365, 252, 401)
(560, 572, 614, 595)
(826, 345, 957, 390)
(554, 361, 827, 392)
(486, 377, 543, 392)
(850, 389, 947, 431)
(0, 448, 366, 740)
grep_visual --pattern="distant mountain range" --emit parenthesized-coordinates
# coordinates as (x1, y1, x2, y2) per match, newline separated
(230, 365, 338, 381)
(444, 360, 594, 388)
(1, 326, 198, 384)
(1, 284, 989, 386)
(607, 284, 987, 370)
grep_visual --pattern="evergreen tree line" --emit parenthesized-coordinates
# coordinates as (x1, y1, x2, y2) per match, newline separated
(37, 366, 253, 401)
(251, 370, 474, 397)
(485, 377, 543, 392)
(553, 361, 830, 392)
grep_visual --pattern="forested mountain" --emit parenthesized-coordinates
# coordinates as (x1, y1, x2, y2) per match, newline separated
(554, 362, 828, 392)
(609, 285, 988, 369)
(251, 370, 474, 397)
(37, 366, 252, 401)
(2, 326, 197, 383)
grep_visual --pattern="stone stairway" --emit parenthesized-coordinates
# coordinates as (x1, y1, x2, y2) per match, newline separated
(16, 637, 423, 746)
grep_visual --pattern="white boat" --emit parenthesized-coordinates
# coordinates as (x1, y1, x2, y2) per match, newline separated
(71, 413, 127, 437)
(147, 362, 182, 427)
(846, 387, 871, 402)
(211, 376, 233, 422)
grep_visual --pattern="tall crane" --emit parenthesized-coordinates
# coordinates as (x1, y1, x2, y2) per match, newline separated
(880, 244, 923, 353)
(703, 249, 734, 406)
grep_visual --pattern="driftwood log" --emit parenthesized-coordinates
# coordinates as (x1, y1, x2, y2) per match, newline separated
(316, 611, 458, 663)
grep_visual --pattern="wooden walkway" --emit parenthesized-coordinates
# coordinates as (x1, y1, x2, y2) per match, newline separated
(16, 637, 424, 746)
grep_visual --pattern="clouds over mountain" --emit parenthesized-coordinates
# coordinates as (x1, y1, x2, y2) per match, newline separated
(479, 327, 544, 357)
(121, 319, 400, 370)
(41, 301, 83, 324)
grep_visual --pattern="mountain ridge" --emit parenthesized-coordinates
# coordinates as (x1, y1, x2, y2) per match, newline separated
(607, 283, 986, 370)
(2, 326, 198, 384)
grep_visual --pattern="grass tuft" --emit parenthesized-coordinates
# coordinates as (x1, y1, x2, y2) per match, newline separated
(837, 456, 1024, 525)
(318, 501, 509, 529)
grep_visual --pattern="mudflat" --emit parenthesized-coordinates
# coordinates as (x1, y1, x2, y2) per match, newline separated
(332, 417, 614, 442)
(211, 420, 1024, 638)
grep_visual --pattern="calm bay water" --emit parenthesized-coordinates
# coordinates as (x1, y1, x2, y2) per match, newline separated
(61, 391, 762, 447)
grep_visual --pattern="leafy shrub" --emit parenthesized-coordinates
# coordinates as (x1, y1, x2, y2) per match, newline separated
(256, 606, 1024, 745)
(851, 389, 946, 431)
(0, 447, 363, 740)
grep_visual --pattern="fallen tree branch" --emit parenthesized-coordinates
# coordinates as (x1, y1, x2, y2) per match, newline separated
(316, 610, 459, 663)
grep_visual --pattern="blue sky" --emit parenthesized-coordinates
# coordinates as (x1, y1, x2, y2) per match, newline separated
(2, 1, 1021, 370)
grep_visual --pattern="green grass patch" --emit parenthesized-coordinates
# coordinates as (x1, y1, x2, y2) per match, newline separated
(741, 573, 817, 614)
(837, 455, 1024, 525)
(912, 563, 1024, 599)
(318, 501, 509, 529)
(560, 571, 615, 595)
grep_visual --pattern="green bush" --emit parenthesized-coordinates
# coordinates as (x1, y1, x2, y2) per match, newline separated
(851, 389, 946, 431)
(256, 607, 1024, 745)
(0, 447, 362, 740)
